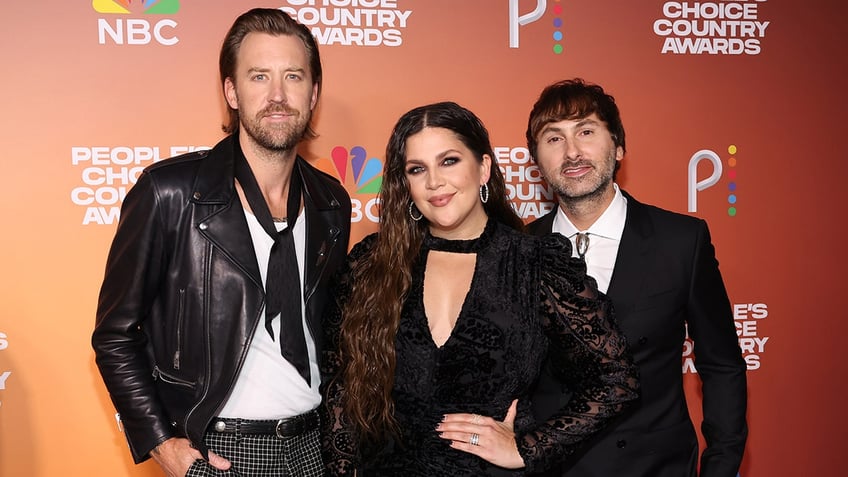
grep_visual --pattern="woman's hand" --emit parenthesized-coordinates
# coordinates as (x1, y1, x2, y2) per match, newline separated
(436, 399, 525, 469)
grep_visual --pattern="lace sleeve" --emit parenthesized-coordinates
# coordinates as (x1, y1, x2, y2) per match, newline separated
(517, 233, 640, 473)
(319, 234, 377, 475)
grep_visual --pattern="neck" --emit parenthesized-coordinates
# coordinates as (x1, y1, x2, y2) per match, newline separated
(237, 134, 299, 219)
(429, 208, 488, 241)
(558, 186, 616, 230)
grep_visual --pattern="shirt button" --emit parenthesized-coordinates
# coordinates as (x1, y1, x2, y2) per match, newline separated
(616, 439, 627, 448)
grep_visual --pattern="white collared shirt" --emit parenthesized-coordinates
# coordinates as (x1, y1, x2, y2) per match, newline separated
(552, 184, 628, 293)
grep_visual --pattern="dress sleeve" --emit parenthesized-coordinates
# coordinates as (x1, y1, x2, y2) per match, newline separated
(517, 233, 640, 473)
(319, 234, 376, 475)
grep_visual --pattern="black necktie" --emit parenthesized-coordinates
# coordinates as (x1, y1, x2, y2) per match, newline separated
(575, 232, 590, 261)
(233, 145, 310, 385)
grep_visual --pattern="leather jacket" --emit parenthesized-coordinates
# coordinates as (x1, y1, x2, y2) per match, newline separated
(92, 135, 351, 463)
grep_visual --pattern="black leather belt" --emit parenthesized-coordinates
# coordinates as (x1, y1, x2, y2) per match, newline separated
(210, 409, 319, 438)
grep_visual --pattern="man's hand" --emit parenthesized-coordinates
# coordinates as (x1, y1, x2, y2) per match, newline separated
(150, 437, 231, 477)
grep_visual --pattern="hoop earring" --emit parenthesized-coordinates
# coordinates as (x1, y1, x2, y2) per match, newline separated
(408, 201, 423, 221)
(479, 183, 490, 204)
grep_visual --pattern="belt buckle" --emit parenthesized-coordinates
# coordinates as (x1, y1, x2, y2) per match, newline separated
(274, 418, 288, 439)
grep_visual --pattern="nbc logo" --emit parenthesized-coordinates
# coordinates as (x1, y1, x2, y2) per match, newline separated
(93, 0, 181, 46)
(318, 146, 384, 223)
(326, 146, 383, 194)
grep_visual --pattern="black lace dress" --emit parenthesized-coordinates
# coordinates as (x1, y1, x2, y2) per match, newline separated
(321, 220, 639, 476)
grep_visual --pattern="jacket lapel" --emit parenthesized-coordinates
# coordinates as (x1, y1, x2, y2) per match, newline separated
(298, 158, 342, 304)
(191, 136, 263, 288)
(606, 191, 653, 315)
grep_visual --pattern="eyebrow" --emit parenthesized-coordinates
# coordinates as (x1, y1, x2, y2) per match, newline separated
(405, 149, 463, 165)
(540, 118, 602, 135)
(246, 66, 307, 74)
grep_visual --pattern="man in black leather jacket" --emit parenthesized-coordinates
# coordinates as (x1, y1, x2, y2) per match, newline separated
(92, 9, 351, 476)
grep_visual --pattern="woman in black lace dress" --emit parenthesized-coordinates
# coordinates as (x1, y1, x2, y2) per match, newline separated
(320, 102, 639, 476)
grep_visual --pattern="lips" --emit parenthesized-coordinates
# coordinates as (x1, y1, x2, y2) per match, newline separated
(428, 193, 454, 207)
(261, 107, 298, 119)
(562, 164, 592, 178)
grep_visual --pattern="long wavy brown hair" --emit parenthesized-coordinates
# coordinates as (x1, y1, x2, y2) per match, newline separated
(339, 102, 524, 443)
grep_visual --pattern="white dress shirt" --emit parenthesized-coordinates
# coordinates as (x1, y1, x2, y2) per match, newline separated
(552, 184, 628, 294)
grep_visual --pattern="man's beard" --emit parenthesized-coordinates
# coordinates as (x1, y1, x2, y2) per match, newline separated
(241, 103, 311, 152)
(551, 151, 617, 202)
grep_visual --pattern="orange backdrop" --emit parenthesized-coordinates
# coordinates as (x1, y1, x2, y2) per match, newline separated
(1, 1, 846, 475)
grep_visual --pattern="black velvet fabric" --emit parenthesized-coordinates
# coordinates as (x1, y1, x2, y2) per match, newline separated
(321, 220, 639, 476)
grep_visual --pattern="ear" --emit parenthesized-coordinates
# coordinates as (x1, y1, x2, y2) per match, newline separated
(309, 82, 319, 111)
(224, 77, 238, 110)
(480, 154, 492, 185)
(615, 145, 624, 162)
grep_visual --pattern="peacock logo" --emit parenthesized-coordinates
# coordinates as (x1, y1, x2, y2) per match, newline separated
(322, 146, 383, 195)
(92, 0, 180, 14)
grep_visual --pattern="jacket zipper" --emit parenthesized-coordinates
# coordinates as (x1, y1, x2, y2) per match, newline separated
(174, 288, 186, 369)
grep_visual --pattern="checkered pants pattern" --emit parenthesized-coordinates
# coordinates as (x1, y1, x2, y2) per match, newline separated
(185, 427, 323, 476)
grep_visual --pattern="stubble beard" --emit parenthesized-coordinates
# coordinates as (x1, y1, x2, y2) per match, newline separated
(548, 150, 617, 206)
(241, 104, 311, 153)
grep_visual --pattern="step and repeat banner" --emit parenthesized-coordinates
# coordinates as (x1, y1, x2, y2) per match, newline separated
(1, 1, 845, 475)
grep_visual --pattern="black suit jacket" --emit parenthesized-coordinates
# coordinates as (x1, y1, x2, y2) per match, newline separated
(528, 191, 747, 477)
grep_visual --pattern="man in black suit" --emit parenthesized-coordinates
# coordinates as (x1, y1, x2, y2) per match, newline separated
(526, 79, 747, 477)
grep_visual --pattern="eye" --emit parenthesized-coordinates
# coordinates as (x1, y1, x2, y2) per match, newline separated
(545, 135, 563, 144)
(286, 72, 303, 81)
(406, 165, 424, 175)
(442, 156, 460, 166)
(251, 73, 267, 81)
(578, 128, 594, 137)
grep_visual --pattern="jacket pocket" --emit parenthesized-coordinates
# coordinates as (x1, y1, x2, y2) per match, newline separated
(153, 365, 196, 389)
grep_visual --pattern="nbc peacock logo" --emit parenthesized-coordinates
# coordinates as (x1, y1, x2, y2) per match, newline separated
(316, 145, 383, 223)
(321, 146, 383, 194)
(92, 0, 180, 14)
(93, 0, 180, 45)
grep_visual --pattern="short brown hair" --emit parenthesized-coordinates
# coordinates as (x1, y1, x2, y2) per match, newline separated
(526, 78, 625, 159)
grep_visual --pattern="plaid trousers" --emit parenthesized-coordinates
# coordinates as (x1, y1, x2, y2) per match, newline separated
(185, 427, 323, 476)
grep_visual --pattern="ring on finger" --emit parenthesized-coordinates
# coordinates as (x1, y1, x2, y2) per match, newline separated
(469, 433, 480, 446)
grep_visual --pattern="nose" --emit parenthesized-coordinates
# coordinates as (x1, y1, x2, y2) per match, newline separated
(269, 76, 286, 104)
(425, 168, 443, 190)
(564, 139, 582, 161)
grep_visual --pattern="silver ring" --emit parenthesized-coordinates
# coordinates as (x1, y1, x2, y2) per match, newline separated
(469, 433, 480, 446)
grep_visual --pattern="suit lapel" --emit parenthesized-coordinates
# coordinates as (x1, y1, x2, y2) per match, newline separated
(606, 192, 653, 316)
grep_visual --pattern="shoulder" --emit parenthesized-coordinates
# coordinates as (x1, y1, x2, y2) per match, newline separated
(491, 223, 576, 269)
(624, 191, 709, 236)
(298, 157, 351, 202)
(142, 149, 209, 182)
(141, 136, 236, 193)
(297, 156, 350, 209)
(526, 209, 556, 236)
(349, 232, 378, 260)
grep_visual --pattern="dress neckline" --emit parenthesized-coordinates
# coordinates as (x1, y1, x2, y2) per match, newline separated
(423, 219, 495, 254)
